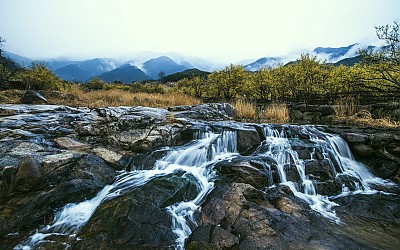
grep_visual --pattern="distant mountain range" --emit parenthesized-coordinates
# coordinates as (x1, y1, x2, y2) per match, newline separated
(3, 43, 376, 82)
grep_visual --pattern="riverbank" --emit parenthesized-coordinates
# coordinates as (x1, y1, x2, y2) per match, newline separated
(0, 103, 399, 249)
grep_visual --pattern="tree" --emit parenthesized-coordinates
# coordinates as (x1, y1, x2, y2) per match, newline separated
(20, 63, 62, 90)
(0, 36, 21, 87)
(359, 21, 400, 93)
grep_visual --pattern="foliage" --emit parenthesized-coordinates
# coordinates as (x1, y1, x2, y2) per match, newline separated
(131, 82, 165, 94)
(0, 36, 21, 87)
(19, 63, 63, 90)
(163, 68, 210, 82)
(359, 21, 400, 93)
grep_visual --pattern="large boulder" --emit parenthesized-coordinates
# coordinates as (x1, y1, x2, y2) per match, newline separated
(74, 174, 199, 249)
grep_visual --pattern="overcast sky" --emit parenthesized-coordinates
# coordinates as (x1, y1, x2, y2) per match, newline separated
(0, 0, 399, 63)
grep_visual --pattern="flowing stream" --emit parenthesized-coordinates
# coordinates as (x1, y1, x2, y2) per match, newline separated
(14, 124, 393, 249)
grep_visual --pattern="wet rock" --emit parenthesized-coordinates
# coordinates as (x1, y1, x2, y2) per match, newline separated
(305, 159, 335, 181)
(215, 156, 272, 188)
(76, 175, 199, 249)
(10, 156, 42, 193)
(20, 90, 48, 104)
(342, 133, 369, 143)
(236, 126, 261, 154)
(350, 143, 376, 157)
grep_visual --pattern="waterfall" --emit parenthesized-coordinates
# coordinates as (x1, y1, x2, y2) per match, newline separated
(261, 125, 390, 222)
(14, 123, 392, 249)
(15, 130, 238, 250)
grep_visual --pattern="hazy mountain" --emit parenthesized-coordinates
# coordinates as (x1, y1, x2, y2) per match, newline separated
(55, 64, 91, 82)
(52, 58, 120, 82)
(143, 56, 188, 79)
(42, 60, 77, 71)
(313, 43, 376, 62)
(313, 44, 357, 61)
(244, 57, 282, 71)
(334, 55, 363, 66)
(3, 50, 33, 67)
(97, 64, 151, 83)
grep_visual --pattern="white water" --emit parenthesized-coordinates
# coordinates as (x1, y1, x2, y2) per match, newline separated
(15, 130, 238, 250)
(15, 124, 393, 249)
(261, 125, 391, 222)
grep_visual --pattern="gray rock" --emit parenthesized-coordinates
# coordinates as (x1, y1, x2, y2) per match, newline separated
(342, 133, 369, 143)
(236, 126, 261, 154)
(10, 156, 42, 193)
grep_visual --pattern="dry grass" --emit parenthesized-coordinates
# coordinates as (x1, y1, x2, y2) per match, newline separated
(260, 103, 289, 123)
(48, 85, 201, 108)
(333, 97, 399, 128)
(335, 110, 400, 128)
(233, 99, 289, 123)
(233, 99, 257, 119)
(334, 96, 358, 117)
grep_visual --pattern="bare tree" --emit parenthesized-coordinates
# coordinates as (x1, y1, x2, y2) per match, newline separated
(0, 36, 22, 88)
(359, 22, 400, 92)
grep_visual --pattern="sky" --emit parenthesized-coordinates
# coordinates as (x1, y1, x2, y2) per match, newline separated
(0, 0, 399, 63)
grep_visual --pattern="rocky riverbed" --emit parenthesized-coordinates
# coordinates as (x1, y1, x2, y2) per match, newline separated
(0, 103, 399, 249)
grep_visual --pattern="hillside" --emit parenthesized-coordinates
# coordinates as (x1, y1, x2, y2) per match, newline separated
(97, 64, 151, 83)
(163, 68, 210, 82)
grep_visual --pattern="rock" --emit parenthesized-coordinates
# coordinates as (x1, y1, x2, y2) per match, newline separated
(236, 126, 261, 154)
(350, 143, 376, 157)
(291, 109, 303, 120)
(20, 90, 48, 104)
(54, 137, 91, 150)
(319, 105, 335, 116)
(186, 225, 239, 250)
(303, 112, 322, 122)
(270, 196, 304, 218)
(210, 226, 239, 248)
(92, 147, 124, 168)
(342, 133, 369, 143)
(174, 103, 235, 121)
(320, 115, 334, 124)
(215, 156, 272, 188)
(373, 160, 399, 179)
(10, 156, 42, 193)
(76, 175, 199, 249)
(0, 166, 18, 202)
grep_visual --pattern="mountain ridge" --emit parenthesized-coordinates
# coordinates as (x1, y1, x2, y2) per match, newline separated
(3, 43, 376, 82)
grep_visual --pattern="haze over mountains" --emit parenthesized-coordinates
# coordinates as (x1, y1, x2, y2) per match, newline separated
(4, 43, 375, 83)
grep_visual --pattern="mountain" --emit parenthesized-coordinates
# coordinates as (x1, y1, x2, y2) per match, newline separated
(244, 57, 282, 71)
(3, 50, 33, 67)
(143, 56, 188, 79)
(53, 58, 120, 82)
(55, 64, 91, 82)
(334, 55, 363, 66)
(163, 68, 210, 82)
(313, 44, 357, 61)
(97, 64, 151, 83)
(42, 59, 77, 71)
(313, 44, 376, 62)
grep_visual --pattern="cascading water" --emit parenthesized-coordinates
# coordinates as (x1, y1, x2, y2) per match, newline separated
(15, 130, 238, 250)
(14, 123, 393, 249)
(260, 125, 391, 222)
